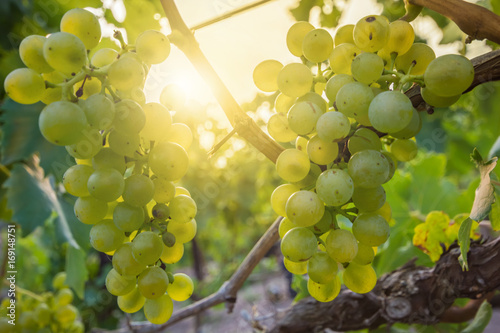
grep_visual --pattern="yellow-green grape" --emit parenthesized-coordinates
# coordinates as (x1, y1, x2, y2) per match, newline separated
(55, 288, 74, 306)
(351, 52, 384, 84)
(390, 139, 418, 162)
(160, 84, 186, 110)
(352, 213, 390, 246)
(343, 262, 377, 294)
(138, 266, 169, 299)
(123, 174, 154, 207)
(106, 268, 136, 296)
(166, 273, 194, 301)
(41, 71, 67, 104)
(325, 74, 355, 103)
(390, 107, 422, 139)
(348, 128, 381, 155)
(287, 101, 323, 135)
(149, 142, 189, 181)
(166, 123, 193, 150)
(66, 127, 103, 159)
(329, 43, 362, 75)
(424, 54, 474, 97)
(169, 195, 197, 223)
(295, 136, 308, 152)
(292, 163, 322, 189)
(113, 243, 147, 276)
(52, 272, 68, 290)
(281, 227, 318, 262)
(382, 151, 397, 184)
(380, 20, 414, 56)
(353, 15, 390, 52)
(253, 59, 283, 92)
(276, 149, 310, 183)
(61, 8, 101, 50)
(277, 63, 313, 98)
(348, 150, 389, 188)
(279, 217, 296, 239)
(352, 243, 375, 265)
(306, 135, 338, 165)
(74, 196, 108, 224)
(307, 252, 338, 284)
(352, 185, 386, 213)
(175, 187, 191, 197)
(285, 190, 325, 227)
(160, 242, 184, 264)
(82, 94, 115, 130)
(90, 219, 125, 253)
(421, 87, 461, 108)
(108, 56, 145, 91)
(272, 184, 300, 217)
(374, 201, 392, 223)
(114, 99, 146, 134)
(136, 30, 171, 64)
(117, 86, 146, 105)
(308, 210, 333, 235)
(113, 203, 145, 232)
(132, 231, 164, 265)
(336, 82, 374, 118)
(43, 32, 87, 74)
(316, 111, 350, 143)
(4, 68, 45, 104)
(39, 101, 87, 145)
(118, 286, 146, 313)
(325, 229, 358, 263)
(63, 164, 93, 197)
(143, 294, 174, 325)
(302, 28, 334, 63)
(286, 21, 315, 57)
(19, 35, 53, 73)
(316, 169, 354, 207)
(267, 112, 297, 142)
(275, 93, 296, 113)
(167, 219, 197, 243)
(153, 177, 176, 204)
(92, 147, 127, 174)
(55, 304, 78, 325)
(334, 24, 354, 46)
(297, 92, 328, 114)
(34, 302, 51, 327)
(91, 48, 119, 67)
(141, 102, 172, 142)
(307, 274, 341, 302)
(395, 43, 435, 75)
(283, 257, 307, 275)
(88, 168, 124, 202)
(368, 91, 413, 133)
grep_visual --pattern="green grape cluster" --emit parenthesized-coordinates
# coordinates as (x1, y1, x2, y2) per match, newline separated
(255, 14, 475, 301)
(0, 272, 84, 333)
(3, 8, 196, 325)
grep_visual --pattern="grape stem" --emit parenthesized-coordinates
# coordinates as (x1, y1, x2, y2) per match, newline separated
(2, 280, 45, 302)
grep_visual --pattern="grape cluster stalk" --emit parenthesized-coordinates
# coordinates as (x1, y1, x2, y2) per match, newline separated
(3, 8, 198, 325)
(254, 14, 474, 302)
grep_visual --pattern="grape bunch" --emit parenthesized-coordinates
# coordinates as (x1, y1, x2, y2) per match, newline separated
(0, 272, 84, 333)
(254, 15, 474, 301)
(3, 8, 196, 324)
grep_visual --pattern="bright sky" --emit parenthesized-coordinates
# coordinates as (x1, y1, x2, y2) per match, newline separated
(101, 0, 490, 108)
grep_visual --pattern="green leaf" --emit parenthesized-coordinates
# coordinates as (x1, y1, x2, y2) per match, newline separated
(488, 136, 500, 159)
(439, 21, 464, 44)
(66, 245, 88, 300)
(490, 194, 500, 230)
(290, 0, 322, 22)
(458, 217, 473, 270)
(470, 156, 497, 221)
(0, 99, 74, 180)
(3, 163, 53, 235)
(120, 0, 162, 43)
(290, 274, 309, 303)
(470, 148, 484, 166)
(460, 300, 492, 333)
(319, 5, 341, 28)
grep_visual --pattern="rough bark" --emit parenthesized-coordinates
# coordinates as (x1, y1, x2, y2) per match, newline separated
(269, 237, 500, 332)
